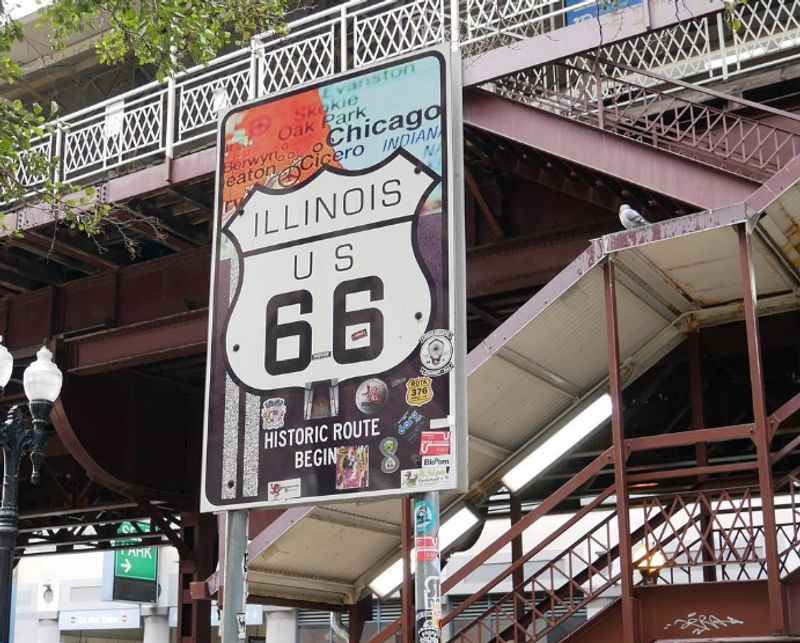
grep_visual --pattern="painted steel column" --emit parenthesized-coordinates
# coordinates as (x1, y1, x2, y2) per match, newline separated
(267, 608, 297, 643)
(603, 260, 637, 643)
(509, 494, 525, 643)
(414, 493, 441, 643)
(736, 224, 786, 634)
(401, 498, 413, 643)
(348, 603, 364, 643)
(688, 332, 716, 583)
(34, 616, 58, 643)
(221, 510, 248, 642)
(176, 513, 214, 643)
(143, 609, 171, 643)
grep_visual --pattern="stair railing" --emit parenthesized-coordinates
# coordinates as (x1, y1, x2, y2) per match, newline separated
(496, 56, 800, 182)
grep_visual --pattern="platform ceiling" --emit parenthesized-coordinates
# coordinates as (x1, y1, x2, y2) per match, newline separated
(241, 169, 800, 606)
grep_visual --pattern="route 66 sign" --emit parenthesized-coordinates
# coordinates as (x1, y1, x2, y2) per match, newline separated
(201, 46, 467, 510)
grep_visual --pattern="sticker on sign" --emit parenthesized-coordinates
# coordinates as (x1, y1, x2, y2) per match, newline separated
(201, 45, 467, 511)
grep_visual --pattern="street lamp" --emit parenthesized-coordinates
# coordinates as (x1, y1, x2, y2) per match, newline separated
(0, 344, 63, 642)
(634, 542, 666, 585)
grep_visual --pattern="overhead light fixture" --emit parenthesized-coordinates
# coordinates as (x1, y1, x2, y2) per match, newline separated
(502, 393, 613, 493)
(439, 506, 480, 550)
(368, 558, 404, 597)
(368, 505, 482, 597)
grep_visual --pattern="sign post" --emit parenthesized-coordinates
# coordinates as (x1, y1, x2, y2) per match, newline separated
(220, 511, 248, 642)
(414, 493, 442, 643)
(202, 43, 466, 643)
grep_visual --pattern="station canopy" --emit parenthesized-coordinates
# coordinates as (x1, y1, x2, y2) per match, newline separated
(244, 171, 800, 606)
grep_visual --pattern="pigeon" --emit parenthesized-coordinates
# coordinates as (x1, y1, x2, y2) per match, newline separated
(619, 203, 650, 229)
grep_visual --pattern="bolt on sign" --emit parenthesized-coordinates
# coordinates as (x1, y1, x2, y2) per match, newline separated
(201, 44, 467, 510)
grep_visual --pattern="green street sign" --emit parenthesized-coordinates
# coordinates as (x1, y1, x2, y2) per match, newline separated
(113, 521, 158, 583)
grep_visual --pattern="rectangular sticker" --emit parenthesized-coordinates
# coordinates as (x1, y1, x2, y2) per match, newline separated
(267, 478, 301, 501)
(401, 466, 449, 489)
(420, 431, 450, 456)
(415, 535, 439, 562)
(422, 455, 451, 469)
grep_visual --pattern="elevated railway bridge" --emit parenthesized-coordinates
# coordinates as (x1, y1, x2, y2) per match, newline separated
(6, 0, 800, 641)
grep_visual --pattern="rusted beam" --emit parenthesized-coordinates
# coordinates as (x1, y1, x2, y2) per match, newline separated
(112, 208, 195, 253)
(771, 432, 800, 466)
(441, 485, 615, 626)
(737, 224, 786, 634)
(603, 260, 637, 643)
(0, 248, 66, 285)
(467, 301, 501, 328)
(247, 595, 348, 613)
(466, 228, 608, 298)
(65, 308, 208, 374)
(442, 449, 612, 591)
(401, 498, 412, 643)
(625, 425, 753, 452)
(492, 151, 621, 214)
(128, 198, 208, 246)
(26, 230, 123, 271)
(167, 185, 213, 217)
(0, 246, 210, 351)
(465, 167, 504, 239)
(464, 89, 756, 210)
(627, 461, 758, 483)
(509, 494, 524, 643)
(688, 331, 716, 582)
(769, 391, 800, 440)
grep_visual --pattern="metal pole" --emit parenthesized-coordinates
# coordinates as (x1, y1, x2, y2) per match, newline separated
(401, 499, 413, 643)
(449, 0, 460, 47)
(220, 509, 248, 642)
(509, 494, 524, 643)
(0, 447, 21, 643)
(414, 492, 441, 643)
(164, 75, 177, 163)
(737, 224, 786, 634)
(603, 260, 637, 643)
(688, 332, 716, 583)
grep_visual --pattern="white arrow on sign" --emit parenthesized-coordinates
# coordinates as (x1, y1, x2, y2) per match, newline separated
(121, 559, 132, 574)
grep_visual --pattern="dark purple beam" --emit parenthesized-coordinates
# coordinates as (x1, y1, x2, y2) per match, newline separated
(463, 90, 757, 210)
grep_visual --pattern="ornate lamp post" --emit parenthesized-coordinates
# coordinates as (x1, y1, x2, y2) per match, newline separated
(0, 345, 63, 642)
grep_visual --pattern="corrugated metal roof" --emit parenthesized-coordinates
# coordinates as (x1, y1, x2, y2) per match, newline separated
(246, 174, 800, 606)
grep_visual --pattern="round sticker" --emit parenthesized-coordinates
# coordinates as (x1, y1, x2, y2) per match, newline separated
(355, 377, 388, 414)
(380, 437, 399, 457)
(381, 455, 400, 474)
(419, 330, 454, 376)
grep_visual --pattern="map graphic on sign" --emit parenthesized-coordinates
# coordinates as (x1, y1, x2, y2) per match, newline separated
(201, 46, 466, 510)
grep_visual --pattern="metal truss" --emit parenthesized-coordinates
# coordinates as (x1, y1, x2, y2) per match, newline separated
(10, 0, 800, 199)
(16, 501, 185, 558)
(494, 55, 800, 182)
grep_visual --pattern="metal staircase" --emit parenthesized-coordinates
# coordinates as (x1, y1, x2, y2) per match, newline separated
(368, 422, 800, 643)
(491, 56, 800, 184)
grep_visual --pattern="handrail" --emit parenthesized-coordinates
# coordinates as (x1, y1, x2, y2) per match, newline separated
(441, 483, 616, 626)
(368, 418, 800, 643)
(442, 448, 613, 592)
(505, 57, 800, 181)
(595, 55, 800, 125)
(365, 450, 612, 643)
(11, 0, 800, 204)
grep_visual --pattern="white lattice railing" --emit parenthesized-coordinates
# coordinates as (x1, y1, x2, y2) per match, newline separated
(12, 0, 800, 196)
